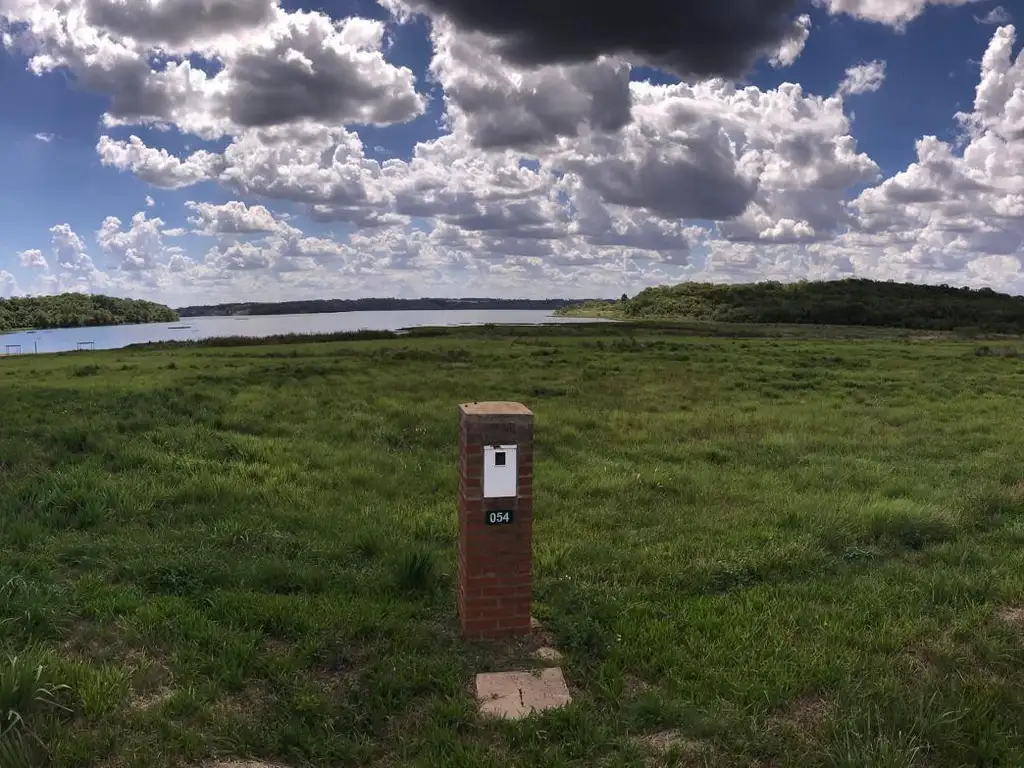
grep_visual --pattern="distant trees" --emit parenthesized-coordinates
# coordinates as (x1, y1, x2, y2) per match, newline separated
(177, 297, 575, 317)
(0, 294, 178, 332)
(568, 279, 1024, 333)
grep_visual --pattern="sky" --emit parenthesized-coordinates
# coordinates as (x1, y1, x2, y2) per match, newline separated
(1, 0, 1024, 306)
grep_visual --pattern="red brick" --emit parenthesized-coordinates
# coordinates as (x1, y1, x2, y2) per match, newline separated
(458, 403, 533, 640)
(496, 619, 531, 633)
(462, 619, 499, 636)
(472, 606, 512, 620)
(463, 593, 500, 607)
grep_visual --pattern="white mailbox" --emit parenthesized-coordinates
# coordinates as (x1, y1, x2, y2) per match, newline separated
(483, 444, 517, 498)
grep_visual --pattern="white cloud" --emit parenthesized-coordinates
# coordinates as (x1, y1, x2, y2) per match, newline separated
(2, 2, 425, 141)
(839, 60, 887, 95)
(205, 240, 275, 271)
(968, 253, 1023, 284)
(814, 0, 981, 28)
(18, 224, 113, 294)
(97, 135, 220, 189)
(216, 123, 390, 214)
(186, 200, 289, 235)
(8, 0, 1024, 302)
(977, 6, 1012, 24)
(957, 24, 1024, 141)
(96, 211, 172, 272)
(848, 25, 1024, 284)
(770, 14, 812, 68)
(555, 79, 879, 243)
(18, 248, 48, 269)
(16, 217, 196, 298)
(33, 131, 54, 142)
(0, 270, 20, 298)
(202, 225, 370, 276)
(73, 67, 880, 292)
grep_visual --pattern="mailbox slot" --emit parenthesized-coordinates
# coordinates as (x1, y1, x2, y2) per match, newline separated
(483, 444, 517, 498)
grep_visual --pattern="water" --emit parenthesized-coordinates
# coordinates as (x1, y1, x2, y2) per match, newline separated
(0, 309, 604, 355)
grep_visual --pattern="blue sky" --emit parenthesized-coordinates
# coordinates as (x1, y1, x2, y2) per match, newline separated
(1, 0, 1023, 305)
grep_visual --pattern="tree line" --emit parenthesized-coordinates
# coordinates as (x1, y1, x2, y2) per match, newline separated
(563, 279, 1024, 333)
(0, 294, 179, 332)
(177, 297, 576, 317)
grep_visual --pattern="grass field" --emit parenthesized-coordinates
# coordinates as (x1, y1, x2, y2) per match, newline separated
(3, 323, 1024, 766)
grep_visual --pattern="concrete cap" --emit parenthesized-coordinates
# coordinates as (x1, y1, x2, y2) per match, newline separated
(459, 402, 533, 417)
(475, 667, 571, 719)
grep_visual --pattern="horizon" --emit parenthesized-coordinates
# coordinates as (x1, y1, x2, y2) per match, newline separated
(6, 274, 1024, 311)
(2, 1, 1024, 305)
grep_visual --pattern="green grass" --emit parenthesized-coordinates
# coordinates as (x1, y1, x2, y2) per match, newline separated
(3, 322, 1024, 766)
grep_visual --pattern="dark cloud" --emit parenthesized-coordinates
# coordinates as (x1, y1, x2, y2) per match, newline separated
(85, 0, 277, 46)
(448, 57, 632, 150)
(220, 17, 425, 129)
(225, 51, 412, 127)
(566, 133, 758, 221)
(399, 0, 804, 77)
(594, 155, 755, 220)
(884, 185, 944, 204)
(446, 202, 566, 238)
(428, 21, 633, 149)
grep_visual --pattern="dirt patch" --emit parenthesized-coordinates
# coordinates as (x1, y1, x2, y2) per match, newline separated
(307, 640, 364, 699)
(766, 695, 833, 740)
(63, 624, 178, 714)
(212, 685, 271, 719)
(622, 674, 652, 698)
(61, 622, 172, 675)
(309, 667, 359, 700)
(998, 605, 1024, 629)
(262, 637, 293, 656)
(533, 646, 564, 662)
(900, 647, 937, 678)
(60, 621, 124, 661)
(783, 696, 832, 729)
(635, 730, 715, 762)
(131, 686, 175, 712)
(127, 653, 170, 683)
(903, 632, 1006, 691)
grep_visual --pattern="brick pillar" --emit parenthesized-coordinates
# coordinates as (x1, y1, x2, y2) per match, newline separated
(458, 402, 534, 639)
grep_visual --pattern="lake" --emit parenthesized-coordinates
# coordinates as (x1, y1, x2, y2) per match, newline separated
(0, 309, 604, 355)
